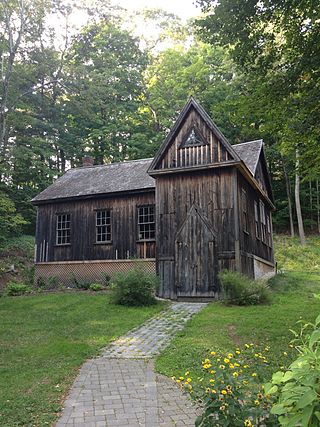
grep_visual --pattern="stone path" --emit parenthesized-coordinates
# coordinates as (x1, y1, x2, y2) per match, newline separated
(56, 303, 206, 427)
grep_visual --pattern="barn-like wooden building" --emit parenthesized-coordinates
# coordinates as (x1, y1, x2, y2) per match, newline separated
(32, 98, 275, 299)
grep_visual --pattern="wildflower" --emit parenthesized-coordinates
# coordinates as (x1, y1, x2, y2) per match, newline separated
(254, 400, 260, 406)
(210, 370, 216, 374)
(219, 364, 225, 370)
(228, 353, 233, 359)
(243, 380, 248, 385)
(229, 364, 235, 369)
(244, 420, 253, 427)
(206, 387, 211, 393)
(210, 351, 216, 356)
(258, 393, 263, 400)
(232, 372, 239, 378)
(226, 385, 232, 391)
(211, 389, 217, 394)
(224, 358, 230, 364)
(283, 352, 288, 356)
(186, 378, 192, 383)
(209, 379, 215, 383)
(236, 350, 241, 355)
(171, 376, 176, 380)
(176, 379, 181, 383)
(179, 377, 184, 380)
(234, 362, 240, 367)
(220, 405, 226, 411)
(185, 371, 190, 376)
(243, 365, 249, 369)
(188, 384, 193, 390)
(221, 390, 227, 395)
(203, 364, 212, 369)
(252, 373, 257, 377)
(245, 344, 250, 348)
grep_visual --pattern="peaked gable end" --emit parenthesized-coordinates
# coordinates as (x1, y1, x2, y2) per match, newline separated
(254, 149, 274, 203)
(148, 97, 240, 174)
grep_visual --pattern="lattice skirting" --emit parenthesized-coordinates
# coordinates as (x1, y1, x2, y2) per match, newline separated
(35, 259, 156, 287)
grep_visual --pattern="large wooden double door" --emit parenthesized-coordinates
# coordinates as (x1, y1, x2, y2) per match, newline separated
(175, 205, 219, 298)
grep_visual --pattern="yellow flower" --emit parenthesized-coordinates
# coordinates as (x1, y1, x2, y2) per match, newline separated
(219, 405, 226, 411)
(210, 351, 216, 356)
(188, 384, 193, 390)
(203, 364, 212, 369)
(224, 358, 230, 364)
(176, 379, 181, 383)
(244, 419, 253, 426)
(204, 358, 211, 364)
(186, 378, 192, 383)
(206, 387, 211, 393)
(209, 379, 215, 383)
(228, 353, 233, 358)
(243, 365, 249, 369)
(254, 400, 260, 406)
(219, 364, 225, 370)
(210, 370, 216, 374)
(252, 373, 257, 377)
(226, 385, 232, 391)
(232, 372, 239, 378)
(234, 363, 240, 367)
(221, 390, 227, 395)
(211, 389, 217, 394)
(236, 350, 241, 355)
(245, 344, 250, 348)
(258, 393, 263, 400)
(185, 371, 190, 376)
(243, 380, 248, 385)
(171, 376, 176, 380)
(229, 364, 235, 369)
(179, 377, 184, 380)
(283, 352, 288, 356)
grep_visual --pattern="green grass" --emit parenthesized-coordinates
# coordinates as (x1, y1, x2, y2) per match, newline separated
(0, 294, 166, 426)
(156, 235, 320, 387)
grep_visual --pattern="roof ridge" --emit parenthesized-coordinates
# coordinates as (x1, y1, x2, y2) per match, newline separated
(68, 157, 154, 172)
(233, 139, 263, 147)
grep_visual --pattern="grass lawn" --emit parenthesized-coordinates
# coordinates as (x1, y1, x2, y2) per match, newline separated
(0, 293, 166, 426)
(156, 236, 320, 388)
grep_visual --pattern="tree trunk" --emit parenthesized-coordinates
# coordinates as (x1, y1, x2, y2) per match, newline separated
(282, 158, 295, 237)
(295, 149, 306, 245)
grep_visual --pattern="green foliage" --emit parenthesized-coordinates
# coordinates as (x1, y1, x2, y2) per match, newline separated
(0, 192, 27, 242)
(71, 275, 90, 290)
(265, 305, 320, 426)
(111, 267, 158, 306)
(220, 270, 271, 306)
(6, 282, 30, 296)
(177, 345, 279, 427)
(89, 283, 104, 292)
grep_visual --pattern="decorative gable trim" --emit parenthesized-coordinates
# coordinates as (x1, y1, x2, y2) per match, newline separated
(148, 96, 241, 174)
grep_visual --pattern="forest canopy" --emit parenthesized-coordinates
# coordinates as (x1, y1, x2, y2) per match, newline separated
(0, 0, 319, 240)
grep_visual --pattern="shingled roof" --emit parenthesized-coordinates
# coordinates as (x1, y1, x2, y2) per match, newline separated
(233, 139, 263, 175)
(32, 158, 155, 204)
(32, 141, 264, 204)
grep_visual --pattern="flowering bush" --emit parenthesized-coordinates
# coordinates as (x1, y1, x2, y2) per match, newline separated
(173, 344, 280, 427)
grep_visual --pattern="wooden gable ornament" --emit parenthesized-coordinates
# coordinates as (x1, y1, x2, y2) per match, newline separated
(148, 96, 241, 175)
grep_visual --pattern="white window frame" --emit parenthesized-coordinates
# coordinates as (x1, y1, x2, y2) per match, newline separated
(56, 213, 71, 245)
(96, 210, 112, 243)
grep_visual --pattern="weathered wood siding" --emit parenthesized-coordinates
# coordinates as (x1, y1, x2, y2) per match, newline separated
(35, 191, 156, 262)
(237, 172, 274, 277)
(157, 107, 233, 170)
(156, 169, 236, 298)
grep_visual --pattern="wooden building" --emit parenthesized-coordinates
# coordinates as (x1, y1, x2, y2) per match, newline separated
(32, 98, 275, 299)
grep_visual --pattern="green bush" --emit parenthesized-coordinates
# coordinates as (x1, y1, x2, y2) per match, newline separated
(89, 283, 104, 292)
(110, 267, 158, 306)
(71, 274, 90, 290)
(6, 282, 30, 296)
(265, 298, 320, 426)
(220, 270, 271, 306)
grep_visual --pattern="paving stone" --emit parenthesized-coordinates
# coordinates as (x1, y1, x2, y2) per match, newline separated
(55, 302, 206, 426)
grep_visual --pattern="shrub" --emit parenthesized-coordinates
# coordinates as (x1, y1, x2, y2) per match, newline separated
(103, 274, 111, 287)
(220, 270, 271, 306)
(89, 283, 104, 292)
(71, 274, 90, 290)
(265, 300, 320, 426)
(6, 282, 30, 296)
(22, 265, 35, 287)
(110, 267, 158, 306)
(176, 344, 279, 427)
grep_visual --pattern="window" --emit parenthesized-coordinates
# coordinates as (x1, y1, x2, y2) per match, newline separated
(260, 200, 266, 243)
(96, 210, 111, 243)
(254, 201, 260, 239)
(181, 126, 206, 147)
(266, 212, 272, 246)
(138, 205, 155, 240)
(56, 213, 70, 245)
(241, 189, 249, 233)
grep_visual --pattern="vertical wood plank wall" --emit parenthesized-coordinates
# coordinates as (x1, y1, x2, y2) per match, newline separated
(156, 169, 236, 298)
(35, 192, 156, 262)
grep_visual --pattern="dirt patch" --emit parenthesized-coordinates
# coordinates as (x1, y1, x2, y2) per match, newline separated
(227, 324, 242, 347)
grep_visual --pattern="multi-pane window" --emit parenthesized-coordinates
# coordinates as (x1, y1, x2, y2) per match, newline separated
(241, 189, 249, 233)
(56, 213, 70, 245)
(260, 200, 266, 243)
(96, 210, 111, 243)
(266, 213, 272, 246)
(138, 205, 155, 240)
(254, 201, 260, 239)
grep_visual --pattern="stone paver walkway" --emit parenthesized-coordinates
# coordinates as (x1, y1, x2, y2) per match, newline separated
(56, 302, 206, 427)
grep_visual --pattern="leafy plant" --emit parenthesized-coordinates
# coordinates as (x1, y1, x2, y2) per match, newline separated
(110, 267, 158, 306)
(22, 266, 35, 287)
(220, 270, 271, 306)
(6, 282, 30, 296)
(71, 274, 90, 290)
(265, 303, 320, 426)
(176, 344, 279, 427)
(89, 283, 104, 292)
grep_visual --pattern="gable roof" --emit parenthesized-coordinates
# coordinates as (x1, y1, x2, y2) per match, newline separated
(32, 158, 155, 204)
(233, 139, 263, 175)
(148, 96, 241, 173)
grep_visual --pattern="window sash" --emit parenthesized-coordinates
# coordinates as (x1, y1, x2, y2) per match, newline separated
(138, 205, 155, 240)
(254, 201, 260, 239)
(56, 214, 70, 245)
(241, 189, 249, 233)
(96, 210, 111, 242)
